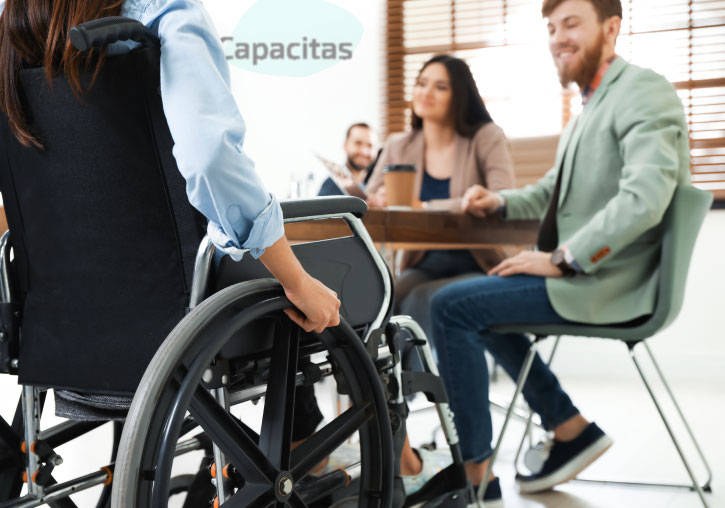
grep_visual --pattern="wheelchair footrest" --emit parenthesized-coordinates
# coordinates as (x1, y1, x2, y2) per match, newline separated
(402, 463, 470, 508)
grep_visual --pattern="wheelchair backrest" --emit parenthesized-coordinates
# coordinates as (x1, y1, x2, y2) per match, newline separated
(0, 47, 206, 394)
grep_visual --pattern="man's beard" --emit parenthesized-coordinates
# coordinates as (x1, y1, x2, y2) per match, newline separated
(346, 155, 368, 172)
(557, 29, 605, 89)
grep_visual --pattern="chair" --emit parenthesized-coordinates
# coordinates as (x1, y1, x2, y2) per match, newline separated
(479, 185, 714, 507)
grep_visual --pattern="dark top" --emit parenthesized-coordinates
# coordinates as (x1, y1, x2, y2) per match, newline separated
(417, 170, 480, 271)
(318, 177, 344, 196)
(419, 169, 451, 202)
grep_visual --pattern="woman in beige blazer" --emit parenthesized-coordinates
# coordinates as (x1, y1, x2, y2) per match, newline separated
(366, 54, 516, 495)
(367, 55, 516, 324)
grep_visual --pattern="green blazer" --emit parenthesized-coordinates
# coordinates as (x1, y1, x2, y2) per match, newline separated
(500, 58, 691, 324)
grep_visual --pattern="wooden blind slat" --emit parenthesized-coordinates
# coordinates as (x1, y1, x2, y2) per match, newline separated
(385, 0, 725, 196)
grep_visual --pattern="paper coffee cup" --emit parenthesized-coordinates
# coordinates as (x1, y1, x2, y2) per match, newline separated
(383, 164, 416, 207)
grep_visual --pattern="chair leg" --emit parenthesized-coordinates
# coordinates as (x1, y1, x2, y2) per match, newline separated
(489, 399, 543, 427)
(478, 336, 543, 503)
(642, 342, 713, 491)
(630, 343, 710, 508)
(513, 335, 562, 477)
(490, 358, 500, 383)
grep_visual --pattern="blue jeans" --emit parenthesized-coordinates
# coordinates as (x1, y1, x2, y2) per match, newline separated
(430, 275, 579, 463)
(395, 250, 483, 371)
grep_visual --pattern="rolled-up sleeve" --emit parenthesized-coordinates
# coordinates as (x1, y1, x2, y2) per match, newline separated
(137, 0, 283, 259)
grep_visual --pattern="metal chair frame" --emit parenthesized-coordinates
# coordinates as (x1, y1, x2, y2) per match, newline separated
(478, 333, 713, 508)
(474, 185, 715, 507)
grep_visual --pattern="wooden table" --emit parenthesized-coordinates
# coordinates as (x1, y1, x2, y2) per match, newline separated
(285, 208, 539, 250)
(0, 206, 539, 251)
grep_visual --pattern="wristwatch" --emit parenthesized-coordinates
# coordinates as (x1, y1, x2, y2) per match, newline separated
(551, 248, 576, 277)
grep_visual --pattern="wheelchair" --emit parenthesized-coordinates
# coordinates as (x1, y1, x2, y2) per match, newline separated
(0, 17, 471, 508)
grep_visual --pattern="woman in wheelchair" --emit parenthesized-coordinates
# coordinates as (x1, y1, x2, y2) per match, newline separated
(0, 0, 427, 506)
(0, 0, 341, 333)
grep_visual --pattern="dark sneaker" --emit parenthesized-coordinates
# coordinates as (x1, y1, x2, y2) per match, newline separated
(467, 477, 503, 507)
(516, 422, 613, 493)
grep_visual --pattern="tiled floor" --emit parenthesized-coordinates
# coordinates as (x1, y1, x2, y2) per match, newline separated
(1, 210, 723, 507)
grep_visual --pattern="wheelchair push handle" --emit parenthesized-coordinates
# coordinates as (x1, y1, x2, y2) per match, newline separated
(281, 196, 367, 221)
(70, 16, 160, 52)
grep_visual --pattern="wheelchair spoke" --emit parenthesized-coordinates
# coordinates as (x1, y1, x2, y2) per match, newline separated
(189, 387, 275, 485)
(259, 321, 301, 470)
(222, 482, 274, 507)
(286, 492, 309, 508)
(291, 402, 372, 479)
(221, 482, 308, 508)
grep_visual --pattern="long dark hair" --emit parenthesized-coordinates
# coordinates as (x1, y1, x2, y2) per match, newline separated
(0, 0, 123, 148)
(411, 54, 493, 138)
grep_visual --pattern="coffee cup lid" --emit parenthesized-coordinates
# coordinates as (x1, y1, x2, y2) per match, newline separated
(384, 164, 416, 173)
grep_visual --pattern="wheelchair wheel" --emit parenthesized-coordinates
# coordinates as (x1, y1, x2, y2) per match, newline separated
(113, 279, 394, 507)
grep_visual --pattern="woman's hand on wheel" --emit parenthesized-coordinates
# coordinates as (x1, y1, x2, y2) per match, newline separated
(282, 273, 341, 333)
(259, 236, 341, 333)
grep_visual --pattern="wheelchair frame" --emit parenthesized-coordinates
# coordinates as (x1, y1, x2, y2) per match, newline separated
(0, 208, 383, 506)
(181, 209, 394, 507)
(1, 206, 470, 508)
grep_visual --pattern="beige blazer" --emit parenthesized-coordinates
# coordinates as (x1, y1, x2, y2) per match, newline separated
(367, 122, 516, 271)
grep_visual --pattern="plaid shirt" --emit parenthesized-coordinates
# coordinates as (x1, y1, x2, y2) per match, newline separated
(582, 55, 619, 105)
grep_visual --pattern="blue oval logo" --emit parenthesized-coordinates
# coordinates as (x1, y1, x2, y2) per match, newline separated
(223, 0, 363, 77)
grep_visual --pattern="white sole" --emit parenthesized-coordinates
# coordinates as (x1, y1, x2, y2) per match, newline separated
(411, 495, 502, 508)
(516, 435, 614, 494)
(467, 499, 503, 508)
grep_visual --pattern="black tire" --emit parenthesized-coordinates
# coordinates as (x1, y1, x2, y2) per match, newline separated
(113, 279, 393, 507)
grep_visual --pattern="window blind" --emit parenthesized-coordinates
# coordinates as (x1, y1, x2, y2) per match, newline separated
(384, 0, 725, 197)
(383, 0, 545, 136)
(618, 0, 725, 197)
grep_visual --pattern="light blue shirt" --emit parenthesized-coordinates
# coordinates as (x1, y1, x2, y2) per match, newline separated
(0, 0, 284, 260)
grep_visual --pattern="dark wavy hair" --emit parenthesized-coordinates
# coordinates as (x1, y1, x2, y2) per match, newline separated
(410, 54, 493, 138)
(0, 0, 124, 148)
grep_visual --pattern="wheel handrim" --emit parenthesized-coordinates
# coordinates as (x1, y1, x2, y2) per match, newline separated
(126, 289, 392, 507)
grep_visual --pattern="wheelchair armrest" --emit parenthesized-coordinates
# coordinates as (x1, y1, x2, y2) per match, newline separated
(281, 196, 367, 221)
(70, 17, 160, 52)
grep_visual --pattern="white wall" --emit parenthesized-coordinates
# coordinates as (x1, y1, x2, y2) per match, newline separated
(203, 0, 384, 198)
(0, 4, 385, 504)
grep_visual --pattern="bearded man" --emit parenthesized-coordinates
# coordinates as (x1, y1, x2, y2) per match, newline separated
(428, 0, 691, 502)
(318, 122, 376, 196)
